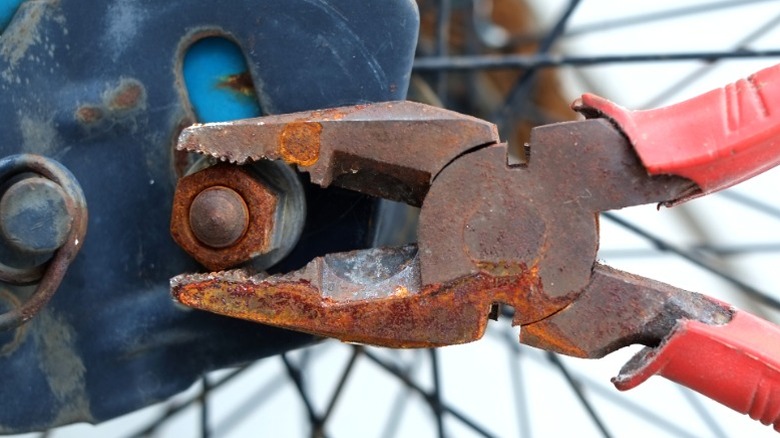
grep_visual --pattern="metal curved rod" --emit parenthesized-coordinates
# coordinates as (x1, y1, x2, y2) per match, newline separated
(0, 154, 88, 331)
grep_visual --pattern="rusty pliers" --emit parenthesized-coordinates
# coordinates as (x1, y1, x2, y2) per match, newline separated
(171, 63, 780, 430)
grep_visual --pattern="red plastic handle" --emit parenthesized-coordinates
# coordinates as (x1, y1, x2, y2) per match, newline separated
(613, 310, 780, 431)
(574, 63, 780, 202)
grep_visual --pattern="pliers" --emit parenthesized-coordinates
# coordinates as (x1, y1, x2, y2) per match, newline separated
(170, 63, 780, 430)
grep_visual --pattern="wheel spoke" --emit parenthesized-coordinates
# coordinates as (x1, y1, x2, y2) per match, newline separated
(546, 353, 612, 438)
(643, 11, 780, 108)
(212, 371, 287, 437)
(504, 0, 777, 46)
(601, 242, 780, 258)
(414, 50, 780, 71)
(126, 365, 251, 438)
(281, 354, 325, 437)
(200, 375, 211, 438)
(720, 190, 780, 222)
(603, 212, 780, 309)
(495, 0, 581, 136)
(678, 387, 728, 438)
(429, 349, 446, 438)
(364, 349, 499, 438)
(502, 326, 532, 438)
(321, 346, 363, 425)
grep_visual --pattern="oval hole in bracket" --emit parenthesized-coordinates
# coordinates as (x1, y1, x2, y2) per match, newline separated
(182, 36, 262, 123)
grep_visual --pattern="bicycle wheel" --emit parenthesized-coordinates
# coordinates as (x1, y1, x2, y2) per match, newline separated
(5, 0, 780, 437)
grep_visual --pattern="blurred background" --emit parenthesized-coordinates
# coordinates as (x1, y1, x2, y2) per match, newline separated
(7, 0, 780, 436)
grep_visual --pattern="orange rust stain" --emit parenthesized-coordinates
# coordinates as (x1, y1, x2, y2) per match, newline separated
(75, 106, 104, 124)
(520, 321, 589, 358)
(173, 264, 575, 349)
(279, 122, 322, 166)
(108, 82, 144, 111)
(217, 71, 255, 96)
(309, 104, 368, 121)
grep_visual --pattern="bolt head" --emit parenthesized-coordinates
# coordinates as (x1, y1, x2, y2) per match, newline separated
(170, 164, 279, 270)
(0, 177, 72, 255)
(189, 186, 249, 249)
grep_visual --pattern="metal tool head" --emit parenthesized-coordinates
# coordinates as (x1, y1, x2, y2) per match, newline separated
(171, 101, 703, 350)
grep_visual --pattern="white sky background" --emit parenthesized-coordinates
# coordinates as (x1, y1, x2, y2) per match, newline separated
(13, 1, 780, 437)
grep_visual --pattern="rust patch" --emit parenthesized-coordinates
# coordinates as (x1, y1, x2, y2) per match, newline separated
(279, 122, 322, 166)
(107, 79, 146, 111)
(171, 256, 574, 348)
(75, 78, 147, 128)
(75, 106, 104, 124)
(217, 71, 255, 96)
(309, 105, 367, 121)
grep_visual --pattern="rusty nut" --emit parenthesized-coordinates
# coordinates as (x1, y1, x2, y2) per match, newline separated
(171, 163, 278, 271)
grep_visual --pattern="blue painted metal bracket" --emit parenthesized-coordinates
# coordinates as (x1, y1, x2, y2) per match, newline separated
(0, 0, 418, 432)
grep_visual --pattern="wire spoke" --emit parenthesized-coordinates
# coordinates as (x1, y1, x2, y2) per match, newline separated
(546, 353, 612, 438)
(495, 0, 581, 134)
(600, 242, 780, 258)
(514, 346, 703, 438)
(364, 349, 499, 438)
(566, 0, 775, 40)
(200, 375, 211, 438)
(603, 212, 780, 309)
(643, 11, 780, 108)
(502, 327, 532, 438)
(413, 49, 780, 71)
(126, 365, 251, 438)
(429, 349, 446, 438)
(678, 387, 728, 438)
(212, 371, 288, 437)
(720, 190, 780, 221)
(381, 350, 425, 438)
(435, 0, 452, 104)
(281, 354, 326, 437)
(504, 0, 776, 46)
(320, 346, 363, 425)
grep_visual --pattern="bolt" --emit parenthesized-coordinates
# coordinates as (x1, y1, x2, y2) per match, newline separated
(171, 163, 303, 271)
(189, 186, 249, 249)
(0, 176, 72, 256)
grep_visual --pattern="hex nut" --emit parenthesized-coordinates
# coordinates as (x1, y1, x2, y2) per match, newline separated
(170, 164, 278, 270)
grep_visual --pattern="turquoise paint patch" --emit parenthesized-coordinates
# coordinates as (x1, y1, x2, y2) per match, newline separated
(0, 0, 24, 32)
(182, 37, 262, 123)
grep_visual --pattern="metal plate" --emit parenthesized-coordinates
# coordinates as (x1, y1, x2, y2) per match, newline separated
(0, 0, 418, 431)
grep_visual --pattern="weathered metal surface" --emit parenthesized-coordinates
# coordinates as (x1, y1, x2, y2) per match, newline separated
(172, 115, 702, 347)
(0, 154, 87, 332)
(171, 159, 308, 271)
(0, 0, 419, 431)
(172, 246, 571, 347)
(520, 264, 732, 358)
(419, 118, 696, 307)
(0, 176, 71, 255)
(171, 164, 278, 271)
(188, 186, 249, 249)
(178, 101, 500, 206)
